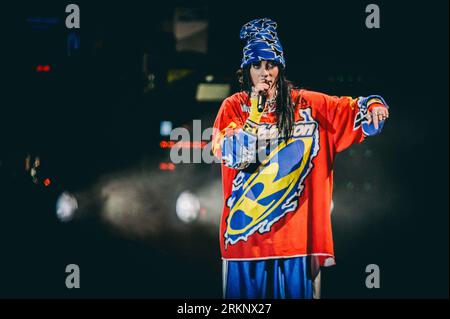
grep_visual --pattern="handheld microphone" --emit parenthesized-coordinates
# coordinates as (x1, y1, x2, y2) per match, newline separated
(257, 92, 267, 112)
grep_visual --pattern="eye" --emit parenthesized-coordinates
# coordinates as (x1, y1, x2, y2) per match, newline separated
(266, 62, 276, 69)
(251, 62, 261, 69)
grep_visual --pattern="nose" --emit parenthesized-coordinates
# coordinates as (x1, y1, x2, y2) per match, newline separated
(260, 68, 269, 79)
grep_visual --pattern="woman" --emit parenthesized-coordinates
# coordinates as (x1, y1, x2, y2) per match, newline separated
(212, 18, 389, 299)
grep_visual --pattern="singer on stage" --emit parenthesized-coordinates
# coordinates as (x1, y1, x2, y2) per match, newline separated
(212, 18, 390, 299)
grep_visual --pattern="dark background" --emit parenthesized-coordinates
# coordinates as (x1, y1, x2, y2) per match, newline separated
(0, 1, 448, 298)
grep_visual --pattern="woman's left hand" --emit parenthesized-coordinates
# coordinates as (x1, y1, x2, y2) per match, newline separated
(367, 106, 389, 130)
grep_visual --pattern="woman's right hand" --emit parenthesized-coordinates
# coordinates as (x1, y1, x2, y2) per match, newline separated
(251, 81, 270, 97)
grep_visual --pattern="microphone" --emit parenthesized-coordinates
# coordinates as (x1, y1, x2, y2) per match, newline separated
(257, 92, 267, 112)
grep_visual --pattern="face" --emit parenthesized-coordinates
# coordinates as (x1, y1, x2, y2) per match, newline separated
(249, 60, 280, 93)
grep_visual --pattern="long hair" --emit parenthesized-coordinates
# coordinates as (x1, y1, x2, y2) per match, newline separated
(236, 63, 295, 140)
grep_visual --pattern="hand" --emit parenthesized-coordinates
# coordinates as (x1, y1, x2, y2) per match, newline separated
(251, 81, 270, 97)
(367, 106, 389, 130)
(247, 81, 269, 128)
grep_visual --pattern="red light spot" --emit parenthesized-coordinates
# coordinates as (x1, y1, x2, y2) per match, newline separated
(159, 162, 175, 171)
(43, 178, 51, 187)
(170, 141, 207, 149)
(43, 65, 51, 72)
(36, 65, 42, 72)
(160, 140, 176, 149)
(160, 140, 170, 148)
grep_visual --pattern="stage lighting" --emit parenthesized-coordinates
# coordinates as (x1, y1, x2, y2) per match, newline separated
(67, 31, 80, 56)
(56, 192, 78, 222)
(36, 64, 51, 72)
(195, 83, 230, 102)
(43, 178, 51, 187)
(159, 162, 175, 171)
(160, 121, 173, 136)
(176, 191, 200, 223)
(26, 17, 59, 30)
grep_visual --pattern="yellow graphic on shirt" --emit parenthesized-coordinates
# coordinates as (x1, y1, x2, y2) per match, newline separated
(226, 136, 313, 238)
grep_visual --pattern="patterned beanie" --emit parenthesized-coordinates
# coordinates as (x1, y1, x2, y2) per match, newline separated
(240, 18, 285, 68)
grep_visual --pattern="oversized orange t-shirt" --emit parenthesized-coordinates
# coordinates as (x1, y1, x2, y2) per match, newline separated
(213, 89, 384, 267)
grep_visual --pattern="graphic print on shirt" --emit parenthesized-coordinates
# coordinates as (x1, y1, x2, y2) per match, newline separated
(224, 108, 320, 248)
(354, 97, 369, 130)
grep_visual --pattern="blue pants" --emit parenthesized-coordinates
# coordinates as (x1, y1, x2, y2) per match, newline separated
(223, 257, 315, 299)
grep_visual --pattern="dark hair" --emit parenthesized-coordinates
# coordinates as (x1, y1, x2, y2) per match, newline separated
(236, 62, 294, 140)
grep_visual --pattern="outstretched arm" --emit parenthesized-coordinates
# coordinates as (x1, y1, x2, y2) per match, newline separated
(323, 93, 390, 153)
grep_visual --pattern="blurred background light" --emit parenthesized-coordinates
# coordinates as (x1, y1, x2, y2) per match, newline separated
(56, 192, 78, 222)
(195, 83, 230, 102)
(160, 121, 173, 136)
(176, 191, 200, 223)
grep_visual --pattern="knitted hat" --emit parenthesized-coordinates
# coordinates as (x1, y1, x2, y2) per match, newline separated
(240, 18, 285, 68)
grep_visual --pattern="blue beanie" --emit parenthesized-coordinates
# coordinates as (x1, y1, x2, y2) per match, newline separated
(240, 18, 285, 68)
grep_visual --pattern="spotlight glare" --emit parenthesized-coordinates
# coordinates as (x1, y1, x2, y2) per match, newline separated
(56, 192, 78, 222)
(176, 191, 200, 223)
(160, 121, 173, 136)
